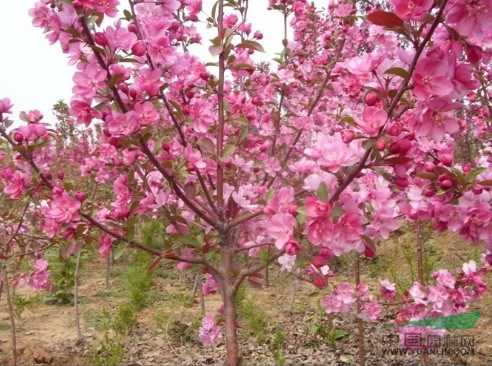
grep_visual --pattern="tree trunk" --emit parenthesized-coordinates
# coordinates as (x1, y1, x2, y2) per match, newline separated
(355, 253, 365, 366)
(74, 250, 83, 340)
(221, 247, 240, 366)
(2, 268, 17, 366)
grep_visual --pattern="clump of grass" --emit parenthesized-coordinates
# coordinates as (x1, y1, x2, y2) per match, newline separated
(89, 332, 124, 366)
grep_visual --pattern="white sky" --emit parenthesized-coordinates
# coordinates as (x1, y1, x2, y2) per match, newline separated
(0, 1, 325, 123)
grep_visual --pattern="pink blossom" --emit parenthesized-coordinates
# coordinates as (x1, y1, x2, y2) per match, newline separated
(305, 197, 331, 218)
(4, 171, 27, 199)
(359, 301, 382, 322)
(409, 282, 427, 304)
(267, 213, 296, 250)
(202, 274, 218, 295)
(72, 64, 107, 99)
(388, 0, 434, 20)
(344, 51, 385, 75)
(199, 315, 222, 347)
(135, 101, 159, 124)
(70, 99, 102, 126)
(107, 111, 141, 136)
(446, 0, 492, 42)
(380, 279, 397, 301)
(47, 193, 81, 224)
(0, 98, 13, 115)
(278, 253, 297, 272)
(98, 235, 114, 258)
(416, 98, 460, 141)
(76, 0, 119, 17)
(427, 285, 449, 309)
(357, 107, 387, 137)
(264, 187, 295, 215)
(306, 217, 334, 245)
(133, 68, 163, 97)
(462, 260, 477, 275)
(433, 269, 456, 289)
(412, 58, 454, 100)
(15, 124, 47, 141)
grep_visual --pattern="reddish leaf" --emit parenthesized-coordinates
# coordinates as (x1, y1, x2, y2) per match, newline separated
(367, 11, 404, 27)
(478, 180, 492, 187)
(148, 255, 164, 273)
(362, 235, 376, 258)
(382, 156, 413, 165)
(247, 278, 263, 289)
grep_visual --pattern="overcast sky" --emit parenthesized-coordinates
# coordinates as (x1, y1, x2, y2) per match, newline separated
(0, 2, 324, 123)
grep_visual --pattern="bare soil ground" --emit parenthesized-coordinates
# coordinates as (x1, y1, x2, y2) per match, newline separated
(1, 231, 491, 366)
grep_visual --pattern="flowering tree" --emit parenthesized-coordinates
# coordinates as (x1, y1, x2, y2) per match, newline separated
(1, 0, 492, 365)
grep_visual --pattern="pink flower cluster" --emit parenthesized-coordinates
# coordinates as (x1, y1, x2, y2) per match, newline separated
(198, 315, 222, 347)
(16, 259, 50, 290)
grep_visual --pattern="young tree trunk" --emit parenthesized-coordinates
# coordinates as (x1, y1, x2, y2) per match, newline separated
(105, 254, 111, 288)
(416, 221, 425, 285)
(221, 247, 240, 366)
(416, 221, 430, 366)
(355, 253, 366, 366)
(2, 268, 17, 366)
(74, 250, 83, 340)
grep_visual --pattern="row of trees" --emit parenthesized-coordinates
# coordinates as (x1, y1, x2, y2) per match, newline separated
(1, 0, 492, 365)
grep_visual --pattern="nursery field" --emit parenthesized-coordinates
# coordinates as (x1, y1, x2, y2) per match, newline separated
(1, 230, 491, 366)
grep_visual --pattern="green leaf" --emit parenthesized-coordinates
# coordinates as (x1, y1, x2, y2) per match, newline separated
(330, 207, 345, 220)
(108, 73, 124, 89)
(466, 167, 486, 183)
(113, 245, 127, 261)
(239, 126, 249, 142)
(235, 40, 265, 53)
(223, 144, 236, 157)
(384, 67, 410, 80)
(259, 248, 269, 262)
(341, 116, 356, 126)
(451, 167, 466, 185)
(317, 181, 329, 201)
(123, 9, 133, 21)
(362, 139, 375, 150)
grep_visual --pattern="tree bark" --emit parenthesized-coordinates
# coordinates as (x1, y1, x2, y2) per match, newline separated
(355, 253, 365, 366)
(74, 250, 83, 340)
(221, 247, 240, 366)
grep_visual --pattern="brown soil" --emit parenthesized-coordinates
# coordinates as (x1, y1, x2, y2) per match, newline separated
(0, 230, 491, 366)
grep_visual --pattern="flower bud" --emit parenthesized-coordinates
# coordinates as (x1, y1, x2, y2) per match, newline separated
(52, 186, 63, 196)
(364, 91, 378, 106)
(394, 177, 409, 188)
(285, 241, 301, 255)
(94, 32, 108, 47)
(312, 256, 328, 268)
(75, 192, 87, 202)
(375, 139, 386, 151)
(440, 154, 453, 167)
(424, 162, 435, 172)
(386, 122, 402, 136)
(131, 41, 146, 56)
(472, 185, 483, 195)
(313, 275, 327, 288)
(318, 247, 333, 261)
(467, 45, 483, 64)
(341, 129, 355, 143)
(13, 132, 23, 143)
(440, 179, 453, 189)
